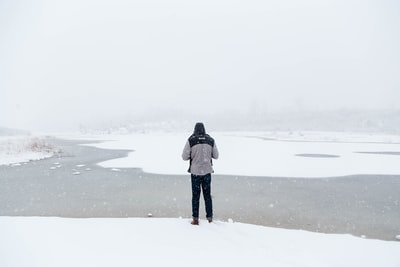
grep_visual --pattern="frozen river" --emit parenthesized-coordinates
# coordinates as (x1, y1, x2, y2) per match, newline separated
(0, 137, 399, 241)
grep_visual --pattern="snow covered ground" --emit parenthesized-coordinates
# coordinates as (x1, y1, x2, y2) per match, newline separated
(62, 131, 400, 177)
(1, 217, 399, 267)
(0, 136, 55, 166)
(2, 131, 400, 266)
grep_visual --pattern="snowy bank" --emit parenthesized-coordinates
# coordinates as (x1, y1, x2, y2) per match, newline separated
(0, 217, 399, 267)
(60, 131, 400, 177)
(0, 136, 55, 166)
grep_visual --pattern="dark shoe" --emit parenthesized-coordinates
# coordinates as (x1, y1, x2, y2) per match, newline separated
(207, 217, 213, 223)
(191, 219, 199, 225)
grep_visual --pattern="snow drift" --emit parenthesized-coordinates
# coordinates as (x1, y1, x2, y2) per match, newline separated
(0, 217, 399, 267)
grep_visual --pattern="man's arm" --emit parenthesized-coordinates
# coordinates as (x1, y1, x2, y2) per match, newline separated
(212, 142, 219, 159)
(182, 140, 191, 161)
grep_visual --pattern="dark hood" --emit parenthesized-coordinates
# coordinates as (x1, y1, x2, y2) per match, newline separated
(193, 122, 206, 136)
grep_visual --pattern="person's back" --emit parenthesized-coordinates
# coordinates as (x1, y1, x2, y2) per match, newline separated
(182, 123, 219, 175)
(182, 122, 219, 225)
(184, 133, 218, 176)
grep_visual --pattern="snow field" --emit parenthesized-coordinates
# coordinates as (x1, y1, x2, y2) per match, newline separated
(0, 217, 399, 267)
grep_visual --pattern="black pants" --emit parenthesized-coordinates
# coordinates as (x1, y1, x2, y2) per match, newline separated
(191, 173, 213, 219)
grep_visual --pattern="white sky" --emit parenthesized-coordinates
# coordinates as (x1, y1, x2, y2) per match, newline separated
(1, 0, 399, 131)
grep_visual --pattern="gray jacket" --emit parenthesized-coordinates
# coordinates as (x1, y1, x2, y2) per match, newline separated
(182, 134, 219, 176)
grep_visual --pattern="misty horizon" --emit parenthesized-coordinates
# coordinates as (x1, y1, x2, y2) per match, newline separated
(1, 108, 398, 134)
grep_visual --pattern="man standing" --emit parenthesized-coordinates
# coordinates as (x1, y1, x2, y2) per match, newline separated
(182, 122, 219, 225)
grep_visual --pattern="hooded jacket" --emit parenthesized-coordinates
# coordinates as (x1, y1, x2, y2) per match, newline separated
(182, 123, 219, 176)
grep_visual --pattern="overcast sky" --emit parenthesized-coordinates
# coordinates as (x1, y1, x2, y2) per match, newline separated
(1, 0, 399, 131)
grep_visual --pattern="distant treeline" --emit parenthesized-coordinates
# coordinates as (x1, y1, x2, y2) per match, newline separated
(78, 109, 400, 134)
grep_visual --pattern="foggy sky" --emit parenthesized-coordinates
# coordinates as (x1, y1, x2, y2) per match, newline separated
(1, 0, 399, 131)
